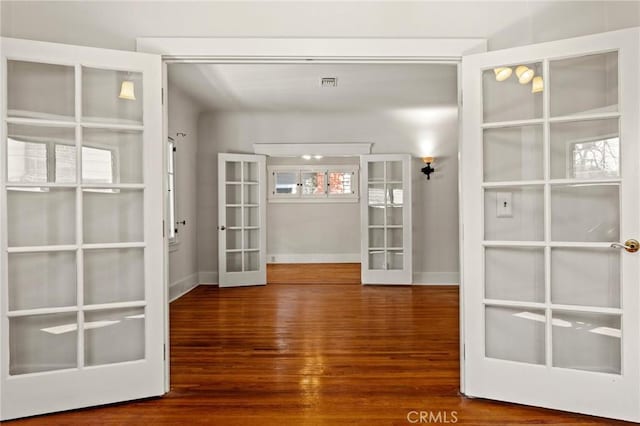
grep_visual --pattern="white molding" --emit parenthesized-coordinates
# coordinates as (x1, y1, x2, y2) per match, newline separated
(412, 272, 460, 285)
(198, 271, 219, 285)
(255, 143, 371, 157)
(268, 253, 360, 263)
(168, 273, 199, 302)
(136, 37, 487, 61)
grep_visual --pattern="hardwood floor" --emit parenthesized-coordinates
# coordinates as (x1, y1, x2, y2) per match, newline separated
(267, 263, 361, 284)
(8, 284, 632, 425)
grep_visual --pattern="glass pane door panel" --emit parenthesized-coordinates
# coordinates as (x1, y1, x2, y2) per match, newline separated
(226, 229, 242, 250)
(10, 312, 78, 375)
(245, 207, 259, 227)
(368, 207, 384, 226)
(82, 67, 143, 125)
(7, 124, 76, 184)
(386, 206, 403, 226)
(485, 247, 545, 302)
(82, 128, 143, 184)
(368, 162, 385, 182)
(7, 188, 76, 247)
(301, 171, 325, 195)
(386, 161, 403, 182)
(483, 62, 543, 123)
(83, 248, 144, 305)
(244, 184, 258, 204)
(226, 161, 242, 182)
(244, 229, 259, 250)
(550, 184, 619, 242)
(368, 184, 385, 205)
(388, 183, 404, 205)
(83, 189, 143, 244)
(226, 184, 241, 204)
(484, 186, 544, 241)
(483, 125, 543, 182)
(387, 251, 403, 270)
(245, 252, 259, 272)
(244, 162, 258, 183)
(485, 306, 545, 365)
(387, 228, 403, 248)
(227, 252, 242, 272)
(368, 251, 385, 270)
(84, 307, 145, 366)
(552, 311, 620, 374)
(8, 60, 75, 121)
(550, 119, 619, 180)
(226, 207, 241, 227)
(9, 251, 77, 311)
(369, 228, 384, 248)
(551, 248, 620, 308)
(550, 51, 618, 117)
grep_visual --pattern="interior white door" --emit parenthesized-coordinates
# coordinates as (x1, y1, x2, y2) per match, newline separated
(360, 154, 412, 284)
(461, 27, 640, 421)
(0, 38, 164, 420)
(218, 153, 267, 287)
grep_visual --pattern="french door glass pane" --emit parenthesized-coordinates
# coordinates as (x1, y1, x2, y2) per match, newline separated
(226, 207, 241, 227)
(483, 125, 543, 182)
(82, 128, 143, 184)
(8, 251, 77, 311)
(485, 305, 545, 365)
(226, 229, 242, 250)
(227, 252, 242, 272)
(7, 188, 76, 247)
(245, 206, 259, 227)
(83, 248, 145, 305)
(485, 247, 545, 302)
(550, 184, 619, 242)
(244, 161, 258, 183)
(7, 124, 76, 184)
(386, 161, 403, 181)
(244, 229, 259, 250)
(367, 184, 385, 205)
(82, 67, 143, 125)
(369, 228, 384, 248)
(83, 189, 144, 244)
(8, 60, 75, 121)
(484, 186, 544, 241)
(368, 162, 384, 182)
(244, 184, 258, 204)
(387, 251, 403, 270)
(550, 118, 619, 180)
(84, 308, 145, 366)
(226, 184, 241, 204)
(245, 251, 259, 272)
(552, 311, 620, 374)
(551, 248, 620, 308)
(386, 206, 403, 226)
(550, 51, 618, 117)
(368, 206, 384, 226)
(10, 312, 78, 375)
(226, 161, 242, 182)
(483, 62, 543, 123)
(368, 250, 385, 270)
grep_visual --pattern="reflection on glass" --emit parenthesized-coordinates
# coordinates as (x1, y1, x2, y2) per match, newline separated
(484, 186, 544, 241)
(8, 138, 47, 183)
(82, 146, 114, 184)
(368, 185, 385, 205)
(328, 171, 354, 195)
(552, 311, 620, 374)
(571, 137, 619, 179)
(302, 172, 325, 195)
(483, 62, 543, 123)
(485, 247, 545, 302)
(85, 307, 145, 366)
(275, 172, 298, 195)
(483, 125, 543, 182)
(83, 128, 142, 184)
(485, 306, 545, 365)
(82, 67, 143, 125)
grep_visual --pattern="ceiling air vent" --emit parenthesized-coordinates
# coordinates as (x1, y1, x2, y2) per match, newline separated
(320, 77, 338, 88)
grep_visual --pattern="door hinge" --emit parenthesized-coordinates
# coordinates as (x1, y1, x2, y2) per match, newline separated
(163, 220, 165, 238)
(161, 88, 164, 105)
(163, 343, 166, 361)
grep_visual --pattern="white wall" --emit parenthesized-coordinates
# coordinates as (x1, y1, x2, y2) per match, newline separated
(1, 2, 638, 52)
(198, 107, 459, 283)
(167, 84, 201, 300)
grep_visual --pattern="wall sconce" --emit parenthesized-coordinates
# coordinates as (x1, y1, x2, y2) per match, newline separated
(421, 157, 435, 180)
(119, 80, 136, 100)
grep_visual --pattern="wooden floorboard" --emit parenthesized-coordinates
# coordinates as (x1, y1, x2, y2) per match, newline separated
(267, 263, 361, 284)
(6, 284, 633, 425)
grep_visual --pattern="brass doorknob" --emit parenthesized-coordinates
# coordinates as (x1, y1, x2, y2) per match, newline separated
(611, 239, 640, 253)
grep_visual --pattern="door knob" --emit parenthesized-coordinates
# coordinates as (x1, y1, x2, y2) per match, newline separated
(218, 225, 226, 231)
(611, 239, 640, 253)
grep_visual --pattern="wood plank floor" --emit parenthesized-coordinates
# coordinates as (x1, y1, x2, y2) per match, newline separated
(7, 284, 632, 425)
(267, 263, 361, 284)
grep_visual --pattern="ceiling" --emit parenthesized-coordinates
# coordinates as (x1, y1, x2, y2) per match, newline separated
(167, 63, 458, 112)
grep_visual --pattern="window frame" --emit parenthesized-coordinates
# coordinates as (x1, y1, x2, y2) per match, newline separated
(267, 164, 359, 203)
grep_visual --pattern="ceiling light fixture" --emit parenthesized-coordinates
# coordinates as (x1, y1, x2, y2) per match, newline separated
(302, 155, 312, 160)
(515, 65, 535, 85)
(531, 76, 544, 93)
(314, 155, 323, 160)
(493, 67, 512, 82)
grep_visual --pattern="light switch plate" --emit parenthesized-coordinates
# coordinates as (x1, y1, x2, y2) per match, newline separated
(496, 192, 513, 218)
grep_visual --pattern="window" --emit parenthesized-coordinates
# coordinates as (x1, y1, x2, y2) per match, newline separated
(167, 139, 177, 244)
(268, 165, 359, 203)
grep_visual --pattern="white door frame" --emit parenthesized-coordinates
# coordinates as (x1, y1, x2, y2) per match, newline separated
(137, 36, 487, 395)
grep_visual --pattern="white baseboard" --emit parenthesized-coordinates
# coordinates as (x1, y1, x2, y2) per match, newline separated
(412, 272, 460, 285)
(268, 253, 360, 263)
(198, 271, 219, 285)
(169, 272, 200, 302)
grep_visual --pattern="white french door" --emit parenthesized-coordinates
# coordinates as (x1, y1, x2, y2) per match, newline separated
(218, 153, 267, 287)
(0, 38, 164, 420)
(461, 28, 640, 421)
(360, 154, 412, 284)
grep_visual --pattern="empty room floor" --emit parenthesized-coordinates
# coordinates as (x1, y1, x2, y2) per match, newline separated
(6, 284, 631, 425)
